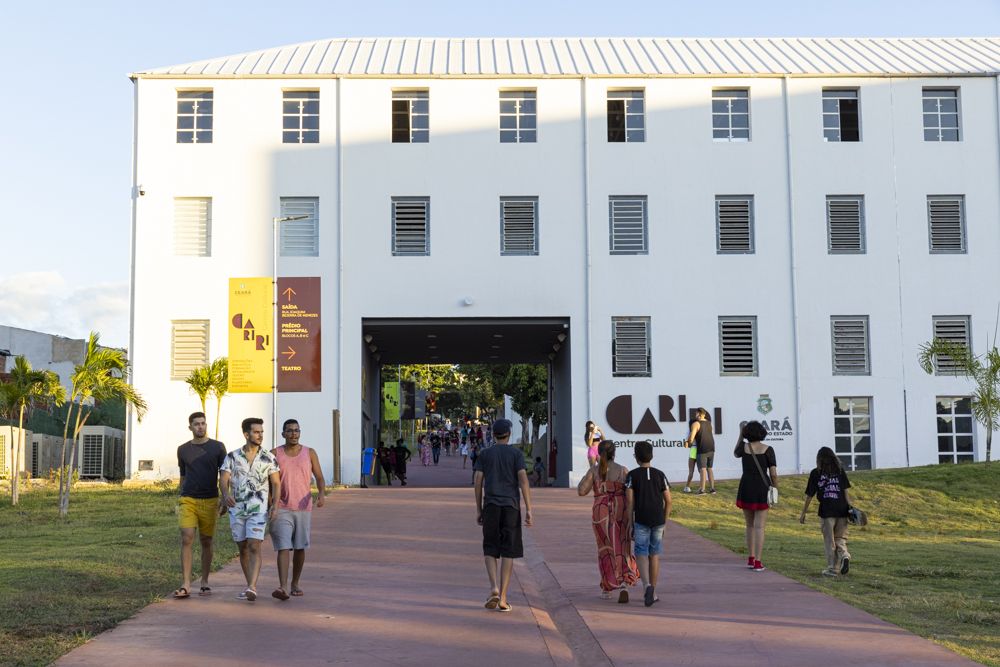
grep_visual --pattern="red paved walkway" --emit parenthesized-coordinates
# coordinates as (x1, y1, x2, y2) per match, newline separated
(58, 454, 977, 666)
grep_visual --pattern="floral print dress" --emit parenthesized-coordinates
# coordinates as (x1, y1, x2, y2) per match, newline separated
(592, 469, 639, 592)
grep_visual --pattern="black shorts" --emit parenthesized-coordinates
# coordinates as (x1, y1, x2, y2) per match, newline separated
(697, 452, 714, 470)
(482, 504, 523, 559)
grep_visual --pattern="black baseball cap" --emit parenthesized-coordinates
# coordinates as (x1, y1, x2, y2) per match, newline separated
(492, 419, 512, 437)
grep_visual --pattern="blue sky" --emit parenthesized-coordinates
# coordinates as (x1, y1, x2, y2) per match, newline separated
(1, 0, 998, 346)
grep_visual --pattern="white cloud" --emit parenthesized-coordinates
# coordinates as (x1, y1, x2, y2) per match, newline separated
(0, 271, 129, 348)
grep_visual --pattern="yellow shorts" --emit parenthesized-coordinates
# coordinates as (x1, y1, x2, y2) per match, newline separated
(178, 496, 219, 537)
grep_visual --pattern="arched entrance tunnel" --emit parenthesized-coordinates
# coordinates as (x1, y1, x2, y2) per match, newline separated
(360, 317, 573, 487)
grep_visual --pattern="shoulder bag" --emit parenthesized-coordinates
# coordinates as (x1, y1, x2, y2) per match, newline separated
(748, 446, 779, 506)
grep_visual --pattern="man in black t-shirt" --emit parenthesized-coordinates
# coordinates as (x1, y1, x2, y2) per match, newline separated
(392, 439, 411, 486)
(625, 440, 672, 607)
(474, 419, 533, 613)
(175, 411, 226, 598)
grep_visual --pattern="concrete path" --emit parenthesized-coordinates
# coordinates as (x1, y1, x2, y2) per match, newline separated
(58, 454, 977, 666)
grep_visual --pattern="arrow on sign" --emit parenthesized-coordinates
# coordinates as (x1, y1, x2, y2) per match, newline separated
(281, 346, 297, 360)
(282, 287, 297, 301)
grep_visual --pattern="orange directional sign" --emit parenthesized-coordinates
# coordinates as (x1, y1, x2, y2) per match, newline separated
(277, 277, 321, 392)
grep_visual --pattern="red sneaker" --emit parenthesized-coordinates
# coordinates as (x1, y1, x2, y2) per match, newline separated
(747, 556, 755, 569)
(753, 560, 766, 571)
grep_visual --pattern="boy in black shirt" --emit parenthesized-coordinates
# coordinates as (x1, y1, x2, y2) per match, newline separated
(625, 440, 672, 607)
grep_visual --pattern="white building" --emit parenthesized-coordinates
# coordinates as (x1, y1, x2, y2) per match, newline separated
(128, 37, 1000, 485)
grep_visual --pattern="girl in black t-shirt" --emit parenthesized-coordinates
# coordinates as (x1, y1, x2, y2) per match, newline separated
(799, 447, 854, 577)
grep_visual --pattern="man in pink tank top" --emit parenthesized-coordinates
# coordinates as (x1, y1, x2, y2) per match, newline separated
(269, 419, 326, 600)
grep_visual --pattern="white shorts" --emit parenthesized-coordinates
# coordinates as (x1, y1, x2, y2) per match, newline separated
(229, 510, 267, 542)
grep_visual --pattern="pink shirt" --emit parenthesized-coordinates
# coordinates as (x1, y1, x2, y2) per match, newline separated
(274, 445, 314, 511)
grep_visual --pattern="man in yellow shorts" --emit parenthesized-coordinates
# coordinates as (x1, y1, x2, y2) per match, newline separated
(175, 412, 227, 598)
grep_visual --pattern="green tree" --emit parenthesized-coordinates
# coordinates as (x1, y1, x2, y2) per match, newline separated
(184, 364, 212, 415)
(919, 328, 1000, 464)
(57, 332, 148, 517)
(209, 357, 229, 439)
(501, 364, 548, 444)
(0, 356, 65, 504)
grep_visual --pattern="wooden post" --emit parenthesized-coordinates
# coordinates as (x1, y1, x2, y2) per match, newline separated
(332, 409, 341, 485)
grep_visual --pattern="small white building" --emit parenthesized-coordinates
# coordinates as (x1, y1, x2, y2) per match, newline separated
(127, 37, 1000, 485)
(0, 325, 85, 397)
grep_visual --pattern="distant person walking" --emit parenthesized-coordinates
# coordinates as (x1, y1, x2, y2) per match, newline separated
(174, 411, 227, 599)
(270, 419, 326, 600)
(686, 408, 716, 494)
(734, 422, 778, 572)
(584, 421, 603, 467)
(220, 417, 281, 601)
(460, 440, 470, 469)
(376, 441, 394, 485)
(474, 419, 533, 613)
(625, 441, 672, 607)
(418, 434, 432, 467)
(799, 447, 853, 577)
(578, 440, 639, 602)
(393, 438, 411, 486)
(431, 432, 442, 465)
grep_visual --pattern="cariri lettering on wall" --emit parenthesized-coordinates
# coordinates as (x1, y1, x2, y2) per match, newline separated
(228, 277, 273, 393)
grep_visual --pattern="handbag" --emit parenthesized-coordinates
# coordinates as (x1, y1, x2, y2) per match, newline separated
(748, 445, 778, 506)
(848, 506, 868, 526)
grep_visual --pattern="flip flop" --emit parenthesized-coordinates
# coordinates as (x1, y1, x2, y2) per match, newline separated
(290, 589, 304, 597)
(173, 587, 190, 599)
(484, 594, 500, 609)
(272, 588, 290, 601)
(244, 588, 257, 602)
(198, 587, 212, 597)
(496, 602, 513, 613)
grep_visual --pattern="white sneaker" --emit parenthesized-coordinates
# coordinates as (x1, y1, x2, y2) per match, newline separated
(683, 486, 692, 493)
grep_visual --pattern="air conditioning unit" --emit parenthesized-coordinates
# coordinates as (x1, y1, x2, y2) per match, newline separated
(78, 426, 126, 480)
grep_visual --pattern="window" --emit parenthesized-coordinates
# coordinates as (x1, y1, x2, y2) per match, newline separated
(716, 196, 754, 254)
(822, 89, 860, 142)
(499, 90, 536, 143)
(831, 316, 870, 375)
(927, 196, 966, 253)
(500, 197, 538, 255)
(612, 317, 651, 377)
(81, 434, 103, 478)
(391, 198, 429, 256)
(392, 90, 429, 143)
(712, 89, 750, 141)
(609, 196, 648, 255)
(173, 197, 212, 257)
(719, 317, 758, 375)
(931, 316, 971, 375)
(170, 320, 210, 380)
(607, 90, 645, 142)
(30, 441, 38, 478)
(282, 91, 319, 144)
(279, 197, 319, 257)
(826, 196, 865, 253)
(923, 89, 960, 142)
(176, 91, 213, 143)
(833, 397, 872, 470)
(936, 396, 975, 463)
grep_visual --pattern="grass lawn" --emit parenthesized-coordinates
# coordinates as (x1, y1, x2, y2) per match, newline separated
(0, 482, 238, 667)
(671, 462, 1000, 667)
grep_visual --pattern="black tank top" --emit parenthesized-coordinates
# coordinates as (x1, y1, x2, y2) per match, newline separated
(694, 420, 715, 454)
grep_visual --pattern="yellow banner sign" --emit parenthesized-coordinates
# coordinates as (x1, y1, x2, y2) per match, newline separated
(228, 277, 273, 393)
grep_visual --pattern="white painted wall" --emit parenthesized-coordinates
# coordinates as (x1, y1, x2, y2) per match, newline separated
(130, 72, 1000, 485)
(0, 325, 81, 395)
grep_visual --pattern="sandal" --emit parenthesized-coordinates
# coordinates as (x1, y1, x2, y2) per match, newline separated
(272, 588, 290, 601)
(198, 586, 212, 596)
(496, 602, 513, 612)
(244, 588, 257, 602)
(290, 589, 304, 597)
(484, 594, 500, 609)
(172, 587, 190, 599)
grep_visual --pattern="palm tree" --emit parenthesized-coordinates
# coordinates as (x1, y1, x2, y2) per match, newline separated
(208, 357, 229, 439)
(185, 364, 212, 415)
(919, 332, 1000, 464)
(1, 356, 65, 504)
(57, 332, 148, 517)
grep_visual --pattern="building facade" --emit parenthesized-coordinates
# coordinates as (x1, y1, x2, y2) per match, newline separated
(128, 37, 1000, 484)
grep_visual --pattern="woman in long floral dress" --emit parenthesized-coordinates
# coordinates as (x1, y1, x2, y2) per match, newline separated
(577, 440, 639, 602)
(417, 434, 432, 466)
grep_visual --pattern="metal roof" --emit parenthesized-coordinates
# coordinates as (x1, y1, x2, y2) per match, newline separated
(133, 37, 1000, 78)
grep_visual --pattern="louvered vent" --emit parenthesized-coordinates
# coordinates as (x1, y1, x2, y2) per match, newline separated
(501, 198, 538, 255)
(609, 197, 647, 254)
(827, 196, 865, 253)
(932, 316, 971, 374)
(171, 320, 210, 380)
(280, 197, 319, 257)
(831, 317, 870, 375)
(927, 196, 966, 253)
(392, 198, 430, 256)
(612, 317, 651, 377)
(719, 317, 757, 375)
(716, 197, 754, 253)
(174, 198, 211, 257)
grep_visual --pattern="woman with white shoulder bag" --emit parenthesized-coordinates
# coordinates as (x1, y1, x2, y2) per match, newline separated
(734, 421, 778, 572)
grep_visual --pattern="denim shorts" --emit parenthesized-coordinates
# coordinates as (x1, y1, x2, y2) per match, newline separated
(633, 522, 665, 557)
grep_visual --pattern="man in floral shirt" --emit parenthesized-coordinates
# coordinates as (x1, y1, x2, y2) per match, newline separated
(220, 417, 281, 602)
